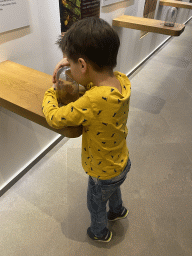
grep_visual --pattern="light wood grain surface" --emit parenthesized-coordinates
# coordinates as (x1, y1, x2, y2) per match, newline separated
(0, 61, 83, 138)
(112, 15, 185, 36)
(160, 0, 192, 9)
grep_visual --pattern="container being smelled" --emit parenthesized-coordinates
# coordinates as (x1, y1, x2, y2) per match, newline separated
(164, 7, 178, 27)
(55, 67, 79, 106)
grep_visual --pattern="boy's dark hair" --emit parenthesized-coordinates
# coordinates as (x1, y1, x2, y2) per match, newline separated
(56, 17, 120, 72)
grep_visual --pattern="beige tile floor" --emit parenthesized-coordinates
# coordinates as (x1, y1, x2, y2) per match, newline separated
(0, 21, 192, 256)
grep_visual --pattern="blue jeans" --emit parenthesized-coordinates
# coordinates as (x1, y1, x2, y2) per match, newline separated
(87, 158, 131, 237)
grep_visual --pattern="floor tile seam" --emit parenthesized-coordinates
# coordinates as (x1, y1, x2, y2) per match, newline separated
(179, 144, 192, 164)
(129, 66, 191, 91)
(128, 26, 192, 82)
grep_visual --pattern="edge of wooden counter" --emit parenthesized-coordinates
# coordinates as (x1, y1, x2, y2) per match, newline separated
(159, 0, 192, 9)
(0, 61, 83, 138)
(112, 15, 185, 36)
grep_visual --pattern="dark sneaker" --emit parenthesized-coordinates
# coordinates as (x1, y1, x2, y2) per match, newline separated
(107, 207, 129, 221)
(87, 227, 112, 242)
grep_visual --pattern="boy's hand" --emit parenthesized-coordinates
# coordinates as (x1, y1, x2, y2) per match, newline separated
(52, 58, 70, 83)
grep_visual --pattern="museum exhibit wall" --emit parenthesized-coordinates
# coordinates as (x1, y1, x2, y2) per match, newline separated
(0, 0, 63, 191)
(0, 0, 191, 191)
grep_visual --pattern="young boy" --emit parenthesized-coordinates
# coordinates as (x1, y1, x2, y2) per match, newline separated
(42, 17, 131, 243)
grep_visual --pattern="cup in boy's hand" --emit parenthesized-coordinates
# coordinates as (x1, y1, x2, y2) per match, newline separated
(55, 66, 79, 106)
(52, 65, 82, 138)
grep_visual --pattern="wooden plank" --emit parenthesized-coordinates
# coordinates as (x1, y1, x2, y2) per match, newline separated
(0, 60, 83, 138)
(159, 0, 192, 9)
(113, 15, 185, 36)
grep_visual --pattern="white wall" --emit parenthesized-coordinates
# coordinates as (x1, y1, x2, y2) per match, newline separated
(0, 0, 63, 190)
(1, 0, 191, 74)
(0, 108, 61, 189)
(101, 0, 192, 74)
(0, 0, 191, 191)
(0, 0, 63, 72)
(0, 0, 43, 70)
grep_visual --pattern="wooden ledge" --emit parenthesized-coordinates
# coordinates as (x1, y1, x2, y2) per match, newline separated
(113, 15, 185, 36)
(0, 61, 83, 138)
(160, 0, 192, 9)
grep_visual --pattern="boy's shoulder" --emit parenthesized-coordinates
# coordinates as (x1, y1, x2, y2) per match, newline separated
(84, 71, 130, 90)
(82, 71, 131, 100)
(114, 71, 130, 82)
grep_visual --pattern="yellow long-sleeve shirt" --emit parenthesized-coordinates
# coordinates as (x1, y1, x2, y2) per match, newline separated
(42, 71, 131, 180)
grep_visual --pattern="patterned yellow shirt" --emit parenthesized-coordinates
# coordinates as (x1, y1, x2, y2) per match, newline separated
(42, 71, 131, 180)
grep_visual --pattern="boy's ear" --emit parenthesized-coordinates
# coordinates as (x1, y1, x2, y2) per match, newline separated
(78, 58, 88, 73)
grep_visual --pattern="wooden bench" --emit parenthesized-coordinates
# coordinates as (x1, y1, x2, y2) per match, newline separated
(0, 60, 83, 138)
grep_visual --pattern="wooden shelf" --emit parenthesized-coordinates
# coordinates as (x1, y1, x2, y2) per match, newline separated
(0, 60, 83, 138)
(113, 15, 185, 36)
(160, 0, 192, 9)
